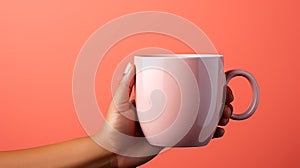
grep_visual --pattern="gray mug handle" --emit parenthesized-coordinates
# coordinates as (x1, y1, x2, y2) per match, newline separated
(226, 69, 260, 120)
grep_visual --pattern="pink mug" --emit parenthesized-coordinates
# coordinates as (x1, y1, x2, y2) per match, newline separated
(134, 54, 260, 147)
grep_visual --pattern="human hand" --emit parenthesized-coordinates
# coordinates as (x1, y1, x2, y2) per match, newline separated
(92, 63, 162, 168)
(93, 63, 234, 168)
(213, 86, 234, 138)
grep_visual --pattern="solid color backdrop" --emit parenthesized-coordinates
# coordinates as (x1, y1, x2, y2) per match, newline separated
(0, 0, 299, 167)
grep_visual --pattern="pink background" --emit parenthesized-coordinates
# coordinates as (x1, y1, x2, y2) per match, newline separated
(0, 0, 299, 167)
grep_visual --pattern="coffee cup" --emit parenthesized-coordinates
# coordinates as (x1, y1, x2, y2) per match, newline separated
(134, 54, 260, 147)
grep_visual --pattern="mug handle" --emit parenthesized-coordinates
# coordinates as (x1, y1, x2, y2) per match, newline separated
(226, 69, 260, 120)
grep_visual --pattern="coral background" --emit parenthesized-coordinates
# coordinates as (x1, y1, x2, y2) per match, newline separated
(0, 0, 299, 167)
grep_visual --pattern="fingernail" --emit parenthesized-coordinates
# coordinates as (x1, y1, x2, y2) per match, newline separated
(124, 63, 132, 75)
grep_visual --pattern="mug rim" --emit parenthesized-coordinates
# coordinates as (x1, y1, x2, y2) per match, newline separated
(135, 54, 223, 59)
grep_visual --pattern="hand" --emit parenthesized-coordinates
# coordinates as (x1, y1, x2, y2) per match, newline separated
(93, 63, 234, 168)
(93, 63, 162, 168)
(213, 86, 234, 138)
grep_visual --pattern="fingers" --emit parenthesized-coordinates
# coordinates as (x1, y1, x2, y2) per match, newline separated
(218, 118, 229, 126)
(226, 86, 234, 104)
(227, 103, 233, 114)
(219, 105, 233, 125)
(112, 63, 136, 111)
(212, 127, 225, 138)
(220, 86, 234, 127)
(214, 85, 234, 138)
(223, 104, 233, 119)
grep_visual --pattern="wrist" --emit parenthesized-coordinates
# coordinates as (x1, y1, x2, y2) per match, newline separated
(109, 152, 118, 168)
(83, 136, 118, 168)
(96, 146, 118, 168)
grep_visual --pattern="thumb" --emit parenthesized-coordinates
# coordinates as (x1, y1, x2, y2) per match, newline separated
(112, 63, 135, 112)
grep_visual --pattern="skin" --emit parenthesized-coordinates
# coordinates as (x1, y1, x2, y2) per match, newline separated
(0, 64, 234, 168)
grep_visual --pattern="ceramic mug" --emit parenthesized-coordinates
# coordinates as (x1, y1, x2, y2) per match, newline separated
(134, 54, 260, 147)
